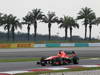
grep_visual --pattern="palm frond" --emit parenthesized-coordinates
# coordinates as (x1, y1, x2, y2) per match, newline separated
(95, 17, 100, 25)
(77, 7, 93, 20)
(42, 11, 57, 24)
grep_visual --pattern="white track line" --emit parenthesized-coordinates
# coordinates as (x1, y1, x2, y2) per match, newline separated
(0, 65, 100, 74)
(0, 71, 28, 74)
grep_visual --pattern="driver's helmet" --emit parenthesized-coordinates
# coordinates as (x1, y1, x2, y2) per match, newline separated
(58, 50, 63, 54)
(72, 51, 75, 54)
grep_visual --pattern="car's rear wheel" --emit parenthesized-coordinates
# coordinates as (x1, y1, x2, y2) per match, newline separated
(73, 57, 79, 64)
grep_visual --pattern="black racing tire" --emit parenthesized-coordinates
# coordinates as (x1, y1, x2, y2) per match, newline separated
(73, 57, 79, 64)
(40, 57, 46, 66)
(37, 62, 40, 64)
(41, 62, 46, 66)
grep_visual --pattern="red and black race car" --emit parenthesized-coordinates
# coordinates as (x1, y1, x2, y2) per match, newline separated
(37, 50, 79, 66)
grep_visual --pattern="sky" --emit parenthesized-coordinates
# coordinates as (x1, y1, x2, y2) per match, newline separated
(0, 0, 100, 39)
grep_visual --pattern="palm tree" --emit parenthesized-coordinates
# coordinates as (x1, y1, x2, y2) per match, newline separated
(1, 14, 21, 41)
(0, 13, 3, 25)
(95, 17, 100, 25)
(88, 13, 96, 40)
(11, 16, 22, 41)
(59, 16, 79, 40)
(88, 13, 100, 40)
(42, 11, 58, 40)
(23, 13, 32, 40)
(2, 14, 13, 40)
(69, 17, 79, 40)
(29, 8, 43, 40)
(59, 16, 70, 40)
(77, 7, 93, 39)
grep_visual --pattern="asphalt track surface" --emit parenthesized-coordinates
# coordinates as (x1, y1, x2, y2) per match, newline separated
(0, 47, 100, 59)
(0, 47, 100, 72)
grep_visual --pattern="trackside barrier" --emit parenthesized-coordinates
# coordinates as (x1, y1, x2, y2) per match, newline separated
(34, 44, 46, 47)
(60, 43, 75, 47)
(0, 43, 100, 48)
(16, 43, 33, 48)
(10, 44, 17, 48)
(75, 43, 89, 47)
(0, 43, 34, 48)
(46, 43, 60, 47)
(0, 44, 11, 48)
(89, 43, 100, 47)
(33, 43, 100, 48)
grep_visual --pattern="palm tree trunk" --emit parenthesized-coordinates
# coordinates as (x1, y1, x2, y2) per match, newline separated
(12, 26, 15, 41)
(7, 25, 10, 41)
(89, 24, 92, 40)
(34, 21, 37, 40)
(65, 27, 68, 40)
(27, 24, 30, 41)
(7, 30, 10, 41)
(12, 30, 15, 41)
(85, 24, 87, 39)
(70, 27, 72, 40)
(48, 23, 51, 40)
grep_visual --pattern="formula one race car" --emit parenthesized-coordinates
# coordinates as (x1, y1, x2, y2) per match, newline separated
(37, 50, 79, 66)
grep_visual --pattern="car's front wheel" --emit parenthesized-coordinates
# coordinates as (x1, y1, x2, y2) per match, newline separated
(40, 57, 46, 66)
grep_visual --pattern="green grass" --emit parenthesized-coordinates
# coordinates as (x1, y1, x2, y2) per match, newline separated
(0, 40, 100, 44)
(15, 67, 100, 75)
(0, 41, 33, 44)
(80, 57, 100, 59)
(35, 40, 100, 44)
(0, 58, 40, 62)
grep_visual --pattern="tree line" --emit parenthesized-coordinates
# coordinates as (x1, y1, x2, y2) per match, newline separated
(0, 7, 100, 41)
